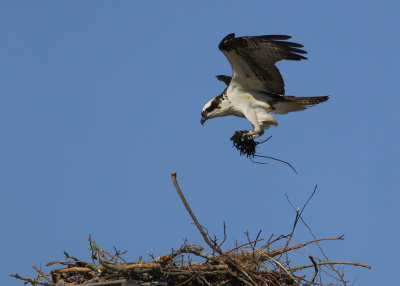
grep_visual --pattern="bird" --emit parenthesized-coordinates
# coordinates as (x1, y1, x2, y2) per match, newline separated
(200, 33, 328, 139)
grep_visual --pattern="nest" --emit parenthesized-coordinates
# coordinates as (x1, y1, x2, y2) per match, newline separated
(10, 173, 372, 286)
(10, 233, 371, 286)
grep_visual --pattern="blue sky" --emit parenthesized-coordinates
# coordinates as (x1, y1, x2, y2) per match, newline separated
(1, 1, 398, 285)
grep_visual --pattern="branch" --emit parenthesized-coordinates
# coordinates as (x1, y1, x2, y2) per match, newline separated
(55, 267, 94, 273)
(46, 260, 85, 266)
(307, 256, 318, 286)
(268, 236, 344, 257)
(280, 186, 317, 260)
(265, 255, 296, 282)
(10, 273, 54, 286)
(288, 260, 373, 272)
(170, 172, 222, 255)
(221, 239, 264, 257)
(178, 245, 215, 260)
(31, 264, 52, 283)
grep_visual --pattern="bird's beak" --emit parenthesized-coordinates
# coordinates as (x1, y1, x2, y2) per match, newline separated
(201, 116, 207, 125)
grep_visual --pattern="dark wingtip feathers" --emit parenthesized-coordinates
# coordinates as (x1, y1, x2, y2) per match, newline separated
(260, 35, 292, 40)
(224, 33, 235, 39)
(219, 33, 236, 50)
(219, 33, 308, 61)
(270, 40, 308, 60)
(216, 75, 232, 86)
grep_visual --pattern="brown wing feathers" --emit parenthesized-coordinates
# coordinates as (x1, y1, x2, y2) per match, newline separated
(217, 33, 309, 95)
(218, 33, 308, 61)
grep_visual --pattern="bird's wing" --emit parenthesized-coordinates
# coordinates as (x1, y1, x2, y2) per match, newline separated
(218, 33, 307, 95)
(215, 75, 232, 86)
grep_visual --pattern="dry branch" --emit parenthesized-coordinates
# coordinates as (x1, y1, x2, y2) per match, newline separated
(10, 274, 53, 286)
(32, 264, 52, 283)
(288, 260, 373, 272)
(171, 172, 222, 255)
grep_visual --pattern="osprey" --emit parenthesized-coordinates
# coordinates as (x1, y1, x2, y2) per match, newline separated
(201, 33, 328, 139)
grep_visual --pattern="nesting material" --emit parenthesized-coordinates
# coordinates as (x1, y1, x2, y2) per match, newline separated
(10, 233, 372, 286)
(230, 131, 260, 157)
(10, 173, 372, 286)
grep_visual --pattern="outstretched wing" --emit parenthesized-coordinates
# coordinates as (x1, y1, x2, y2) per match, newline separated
(218, 33, 307, 95)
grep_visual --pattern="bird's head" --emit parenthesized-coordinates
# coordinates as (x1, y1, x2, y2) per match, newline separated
(200, 94, 227, 125)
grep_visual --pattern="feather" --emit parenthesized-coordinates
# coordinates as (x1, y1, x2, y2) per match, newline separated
(218, 33, 308, 94)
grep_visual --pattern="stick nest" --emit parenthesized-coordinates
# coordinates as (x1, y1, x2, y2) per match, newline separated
(10, 234, 371, 286)
(11, 173, 372, 286)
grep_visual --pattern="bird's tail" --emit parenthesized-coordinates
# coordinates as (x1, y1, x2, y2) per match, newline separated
(286, 95, 329, 105)
(271, 95, 329, 114)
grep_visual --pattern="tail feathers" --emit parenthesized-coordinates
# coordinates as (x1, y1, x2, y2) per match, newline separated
(271, 95, 329, 114)
(283, 95, 329, 105)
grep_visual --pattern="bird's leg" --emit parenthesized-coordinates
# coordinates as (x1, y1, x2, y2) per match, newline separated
(241, 111, 264, 139)
(244, 128, 264, 139)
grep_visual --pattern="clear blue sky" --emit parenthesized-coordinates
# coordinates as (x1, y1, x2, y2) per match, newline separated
(1, 1, 398, 285)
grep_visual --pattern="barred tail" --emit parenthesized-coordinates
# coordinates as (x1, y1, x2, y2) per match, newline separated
(271, 95, 329, 114)
(287, 95, 329, 106)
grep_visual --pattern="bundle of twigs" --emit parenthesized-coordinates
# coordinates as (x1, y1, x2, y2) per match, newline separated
(10, 173, 372, 286)
(231, 131, 260, 158)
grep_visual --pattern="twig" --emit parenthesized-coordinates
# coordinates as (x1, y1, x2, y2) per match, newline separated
(170, 172, 222, 255)
(285, 186, 317, 247)
(10, 273, 54, 286)
(254, 154, 297, 174)
(163, 269, 228, 276)
(88, 235, 96, 263)
(222, 239, 264, 256)
(63, 252, 78, 262)
(307, 256, 318, 285)
(253, 230, 263, 250)
(55, 267, 94, 273)
(262, 234, 287, 253)
(46, 260, 85, 266)
(217, 221, 227, 250)
(268, 236, 344, 257)
(265, 255, 296, 282)
(31, 264, 52, 283)
(279, 185, 318, 260)
(258, 135, 273, 145)
(288, 260, 372, 272)
(180, 245, 215, 260)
